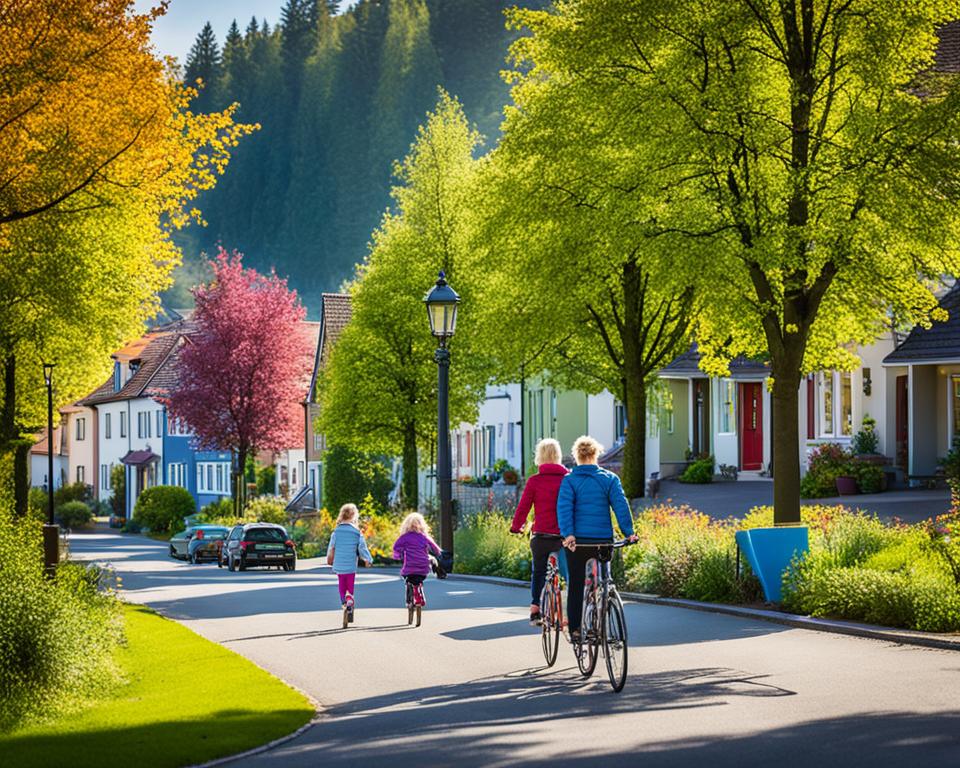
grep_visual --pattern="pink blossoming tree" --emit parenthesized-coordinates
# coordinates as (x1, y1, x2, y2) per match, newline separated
(168, 248, 313, 512)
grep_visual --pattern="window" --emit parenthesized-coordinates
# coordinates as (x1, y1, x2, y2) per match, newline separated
(297, 461, 305, 487)
(76, 465, 85, 484)
(137, 412, 144, 439)
(486, 426, 496, 466)
(197, 462, 230, 495)
(120, 411, 127, 438)
(508, 422, 516, 454)
(75, 417, 86, 441)
(168, 463, 186, 488)
(104, 413, 111, 439)
(550, 390, 558, 438)
(156, 410, 163, 438)
(314, 433, 323, 451)
(953, 375, 960, 441)
(207, 465, 214, 491)
(719, 379, 736, 433)
(101, 464, 108, 490)
(614, 401, 627, 443)
(292, 464, 298, 487)
(113, 362, 122, 392)
(216, 464, 224, 492)
(818, 372, 834, 436)
(840, 372, 852, 437)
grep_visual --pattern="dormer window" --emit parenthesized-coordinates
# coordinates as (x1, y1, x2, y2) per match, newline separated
(128, 359, 140, 381)
(113, 362, 121, 392)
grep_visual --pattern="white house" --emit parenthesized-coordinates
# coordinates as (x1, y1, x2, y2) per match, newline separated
(29, 425, 68, 491)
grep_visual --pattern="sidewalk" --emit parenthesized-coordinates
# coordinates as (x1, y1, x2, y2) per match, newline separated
(643, 479, 949, 523)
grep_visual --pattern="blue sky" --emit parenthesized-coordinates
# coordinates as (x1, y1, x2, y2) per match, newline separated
(133, 1, 308, 64)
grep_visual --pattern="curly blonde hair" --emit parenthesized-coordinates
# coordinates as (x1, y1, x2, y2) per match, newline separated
(399, 512, 430, 536)
(337, 503, 359, 525)
(572, 435, 604, 464)
(534, 438, 562, 466)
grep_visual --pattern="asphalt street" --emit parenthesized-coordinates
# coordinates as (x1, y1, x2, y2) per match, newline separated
(72, 529, 960, 768)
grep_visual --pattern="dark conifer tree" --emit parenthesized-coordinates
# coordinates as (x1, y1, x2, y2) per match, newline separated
(184, 22, 222, 114)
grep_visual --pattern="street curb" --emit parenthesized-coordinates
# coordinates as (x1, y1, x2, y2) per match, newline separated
(446, 573, 960, 652)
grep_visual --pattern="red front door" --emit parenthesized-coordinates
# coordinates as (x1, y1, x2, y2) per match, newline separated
(739, 382, 763, 471)
(895, 375, 909, 470)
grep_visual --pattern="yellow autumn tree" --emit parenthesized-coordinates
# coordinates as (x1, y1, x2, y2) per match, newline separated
(0, 0, 257, 513)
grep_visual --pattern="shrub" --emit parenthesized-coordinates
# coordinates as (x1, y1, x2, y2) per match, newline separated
(54, 481, 94, 508)
(290, 508, 336, 556)
(133, 485, 195, 533)
(0, 511, 123, 731)
(244, 496, 287, 524)
(454, 511, 529, 580)
(200, 497, 234, 521)
(678, 456, 714, 484)
(56, 500, 93, 528)
(851, 415, 880, 455)
(28, 487, 48, 519)
(852, 460, 884, 494)
(322, 445, 393, 513)
(800, 443, 849, 498)
(256, 464, 276, 496)
(109, 464, 126, 517)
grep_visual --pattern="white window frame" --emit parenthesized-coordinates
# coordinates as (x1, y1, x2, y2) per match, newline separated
(951, 374, 960, 443)
(105, 413, 111, 440)
(120, 411, 127, 438)
(718, 379, 736, 434)
(817, 371, 853, 439)
(156, 410, 163, 438)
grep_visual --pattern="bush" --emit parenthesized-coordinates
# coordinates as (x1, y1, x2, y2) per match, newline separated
(200, 497, 234, 521)
(28, 487, 48, 519)
(800, 443, 849, 498)
(454, 511, 529, 580)
(678, 456, 714, 484)
(56, 500, 93, 528)
(109, 464, 126, 518)
(322, 445, 393, 513)
(0, 511, 123, 731)
(133, 485, 195, 533)
(54, 481, 94, 508)
(290, 508, 336, 556)
(243, 496, 287, 524)
(256, 464, 277, 497)
(851, 415, 880, 455)
(852, 460, 884, 494)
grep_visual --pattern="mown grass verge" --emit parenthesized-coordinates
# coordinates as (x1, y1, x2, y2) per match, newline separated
(1, 603, 315, 768)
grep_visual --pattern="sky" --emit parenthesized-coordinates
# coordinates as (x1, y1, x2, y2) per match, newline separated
(133, 0, 293, 64)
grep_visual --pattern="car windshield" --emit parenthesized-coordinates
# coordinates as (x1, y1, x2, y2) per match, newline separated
(244, 528, 286, 543)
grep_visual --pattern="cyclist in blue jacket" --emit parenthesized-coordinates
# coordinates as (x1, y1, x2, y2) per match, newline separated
(557, 435, 637, 641)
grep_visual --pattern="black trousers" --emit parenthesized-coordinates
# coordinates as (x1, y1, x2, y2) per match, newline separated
(565, 544, 611, 633)
(530, 535, 563, 605)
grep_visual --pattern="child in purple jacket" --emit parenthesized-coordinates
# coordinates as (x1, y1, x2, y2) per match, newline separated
(392, 513, 441, 607)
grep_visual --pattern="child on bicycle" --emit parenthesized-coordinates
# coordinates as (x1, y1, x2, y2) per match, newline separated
(327, 503, 373, 623)
(511, 438, 569, 625)
(392, 512, 441, 608)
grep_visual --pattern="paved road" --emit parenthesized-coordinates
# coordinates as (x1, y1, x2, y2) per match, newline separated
(72, 530, 960, 768)
(649, 480, 950, 523)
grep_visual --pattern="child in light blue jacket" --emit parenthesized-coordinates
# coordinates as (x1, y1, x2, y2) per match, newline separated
(327, 503, 373, 621)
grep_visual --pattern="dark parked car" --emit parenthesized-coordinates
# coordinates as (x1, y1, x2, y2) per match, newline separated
(187, 526, 229, 564)
(169, 525, 230, 560)
(219, 523, 296, 572)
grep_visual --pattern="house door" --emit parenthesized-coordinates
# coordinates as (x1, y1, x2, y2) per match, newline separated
(896, 375, 909, 471)
(692, 379, 710, 456)
(739, 382, 763, 471)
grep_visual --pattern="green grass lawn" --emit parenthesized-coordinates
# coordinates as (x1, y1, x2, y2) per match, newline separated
(1, 604, 315, 768)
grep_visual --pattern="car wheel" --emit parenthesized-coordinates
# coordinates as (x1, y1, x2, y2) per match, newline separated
(287, 557, 296, 572)
(191, 550, 200, 565)
(238, 557, 246, 572)
(228, 554, 236, 572)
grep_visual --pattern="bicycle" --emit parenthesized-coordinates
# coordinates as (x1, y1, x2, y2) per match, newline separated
(538, 550, 564, 667)
(404, 576, 426, 627)
(571, 539, 634, 692)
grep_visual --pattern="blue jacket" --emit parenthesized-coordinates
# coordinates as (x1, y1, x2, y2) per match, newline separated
(557, 464, 634, 540)
(327, 523, 373, 574)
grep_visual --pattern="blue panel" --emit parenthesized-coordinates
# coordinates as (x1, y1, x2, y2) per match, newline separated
(735, 527, 809, 603)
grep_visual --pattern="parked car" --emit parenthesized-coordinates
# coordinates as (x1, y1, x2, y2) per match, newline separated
(187, 526, 230, 564)
(219, 523, 297, 572)
(169, 525, 230, 560)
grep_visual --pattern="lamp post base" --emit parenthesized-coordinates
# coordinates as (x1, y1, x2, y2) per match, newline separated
(42, 524, 60, 578)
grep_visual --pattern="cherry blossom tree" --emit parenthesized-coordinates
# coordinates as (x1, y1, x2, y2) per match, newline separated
(168, 249, 313, 513)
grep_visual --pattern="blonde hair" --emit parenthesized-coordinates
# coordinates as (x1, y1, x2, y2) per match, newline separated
(572, 435, 604, 464)
(399, 512, 430, 536)
(534, 438, 562, 466)
(337, 503, 359, 525)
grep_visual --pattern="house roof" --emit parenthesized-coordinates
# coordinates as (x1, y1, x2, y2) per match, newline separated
(80, 331, 180, 406)
(883, 284, 960, 365)
(935, 21, 960, 73)
(307, 293, 352, 404)
(121, 449, 160, 465)
(31, 427, 67, 456)
(660, 343, 770, 379)
(142, 337, 188, 399)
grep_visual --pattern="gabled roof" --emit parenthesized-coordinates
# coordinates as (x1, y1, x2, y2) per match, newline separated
(660, 343, 770, 379)
(31, 427, 67, 456)
(307, 293, 352, 404)
(80, 331, 180, 406)
(142, 336, 188, 399)
(883, 284, 960, 365)
(935, 21, 960, 73)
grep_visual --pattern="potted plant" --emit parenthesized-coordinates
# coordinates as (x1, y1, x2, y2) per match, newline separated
(835, 468, 858, 496)
(502, 467, 518, 485)
(851, 415, 886, 464)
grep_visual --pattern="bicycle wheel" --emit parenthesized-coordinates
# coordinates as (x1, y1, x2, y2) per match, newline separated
(603, 596, 628, 692)
(575, 595, 598, 677)
(540, 585, 559, 667)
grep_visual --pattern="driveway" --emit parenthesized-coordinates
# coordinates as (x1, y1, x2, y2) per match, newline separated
(647, 479, 950, 523)
(71, 529, 960, 768)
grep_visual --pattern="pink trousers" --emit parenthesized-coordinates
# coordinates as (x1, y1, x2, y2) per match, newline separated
(338, 573, 356, 604)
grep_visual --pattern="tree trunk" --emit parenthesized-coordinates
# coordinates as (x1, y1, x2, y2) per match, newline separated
(770, 363, 802, 525)
(401, 422, 419, 510)
(13, 440, 29, 518)
(621, 374, 647, 498)
(234, 446, 248, 517)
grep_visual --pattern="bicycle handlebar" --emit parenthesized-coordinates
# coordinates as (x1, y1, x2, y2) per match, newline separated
(568, 538, 637, 549)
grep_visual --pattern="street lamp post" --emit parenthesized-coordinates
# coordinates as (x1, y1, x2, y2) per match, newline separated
(424, 271, 460, 553)
(42, 362, 59, 577)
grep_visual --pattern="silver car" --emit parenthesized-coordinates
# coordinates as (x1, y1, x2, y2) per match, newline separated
(169, 525, 230, 560)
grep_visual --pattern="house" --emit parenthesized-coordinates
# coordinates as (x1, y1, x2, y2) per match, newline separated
(29, 425, 68, 491)
(883, 284, 960, 481)
(60, 402, 96, 490)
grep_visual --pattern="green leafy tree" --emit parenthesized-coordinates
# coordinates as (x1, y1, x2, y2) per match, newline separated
(318, 92, 488, 508)
(510, 1, 960, 522)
